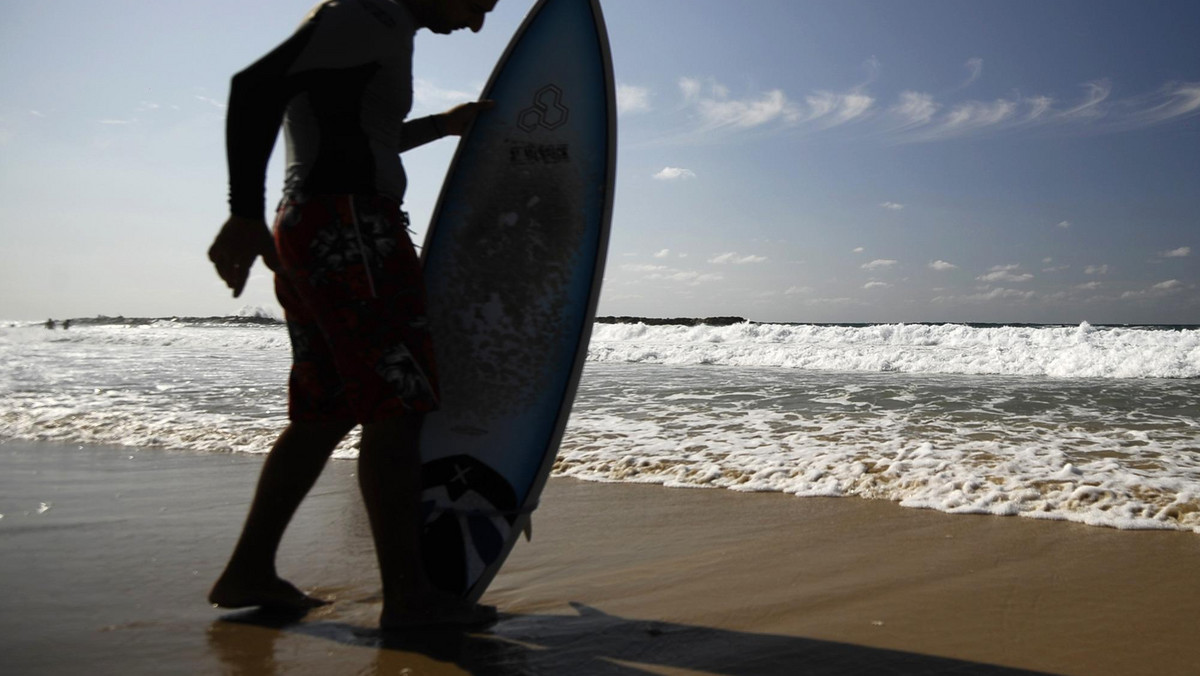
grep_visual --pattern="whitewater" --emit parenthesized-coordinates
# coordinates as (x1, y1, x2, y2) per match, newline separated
(2, 318, 1198, 532)
(588, 320, 1200, 379)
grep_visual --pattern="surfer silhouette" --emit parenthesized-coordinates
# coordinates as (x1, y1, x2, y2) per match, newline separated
(207, 0, 499, 629)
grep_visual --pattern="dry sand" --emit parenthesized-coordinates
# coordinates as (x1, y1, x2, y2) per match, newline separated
(2, 439, 1198, 675)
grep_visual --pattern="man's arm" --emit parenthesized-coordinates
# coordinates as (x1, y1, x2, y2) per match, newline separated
(226, 20, 322, 220)
(209, 22, 320, 297)
(397, 100, 495, 153)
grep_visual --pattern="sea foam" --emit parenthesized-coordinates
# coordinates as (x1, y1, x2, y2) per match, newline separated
(587, 322, 1200, 379)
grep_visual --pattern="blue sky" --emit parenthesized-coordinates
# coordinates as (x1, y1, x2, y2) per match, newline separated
(1, 0, 1196, 324)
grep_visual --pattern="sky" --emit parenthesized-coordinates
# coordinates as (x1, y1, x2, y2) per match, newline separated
(1, 0, 1197, 325)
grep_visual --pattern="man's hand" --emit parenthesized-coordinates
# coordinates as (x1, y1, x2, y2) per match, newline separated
(441, 100, 496, 136)
(208, 215, 280, 298)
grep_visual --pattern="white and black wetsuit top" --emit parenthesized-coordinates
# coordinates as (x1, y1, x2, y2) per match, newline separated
(226, 0, 444, 220)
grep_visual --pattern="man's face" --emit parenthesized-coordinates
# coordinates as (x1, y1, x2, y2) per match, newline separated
(426, 0, 499, 34)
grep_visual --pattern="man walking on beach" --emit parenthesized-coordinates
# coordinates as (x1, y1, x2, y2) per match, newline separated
(207, 0, 498, 628)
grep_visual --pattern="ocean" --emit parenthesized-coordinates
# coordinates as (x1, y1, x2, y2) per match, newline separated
(2, 316, 1197, 533)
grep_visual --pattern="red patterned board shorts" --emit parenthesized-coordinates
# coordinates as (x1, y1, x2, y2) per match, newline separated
(273, 194, 439, 423)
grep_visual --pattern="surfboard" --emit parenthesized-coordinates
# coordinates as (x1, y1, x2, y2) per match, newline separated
(417, 0, 616, 603)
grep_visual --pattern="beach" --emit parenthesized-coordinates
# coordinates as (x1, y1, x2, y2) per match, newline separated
(4, 439, 1199, 675)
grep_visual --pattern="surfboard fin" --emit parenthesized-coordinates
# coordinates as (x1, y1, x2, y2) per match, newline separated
(523, 518, 533, 541)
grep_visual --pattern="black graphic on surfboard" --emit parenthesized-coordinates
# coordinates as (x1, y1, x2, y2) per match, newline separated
(517, 84, 569, 132)
(420, 455, 519, 595)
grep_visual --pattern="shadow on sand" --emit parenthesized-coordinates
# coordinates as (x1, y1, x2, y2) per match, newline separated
(210, 601, 1050, 675)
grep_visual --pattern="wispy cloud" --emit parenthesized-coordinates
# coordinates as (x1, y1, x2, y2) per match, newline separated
(94, 98, 186, 128)
(1084, 264, 1110, 275)
(682, 78, 802, 130)
(958, 57, 984, 89)
(977, 264, 1033, 283)
(620, 262, 722, 286)
(900, 97, 1024, 141)
(928, 260, 958, 271)
(709, 252, 767, 264)
(413, 78, 477, 113)
(1120, 279, 1187, 299)
(1057, 220, 1072, 229)
(625, 62, 1199, 145)
(617, 83, 652, 115)
(653, 249, 671, 259)
(1159, 246, 1191, 258)
(1118, 82, 1200, 130)
(890, 91, 940, 130)
(880, 201, 905, 211)
(933, 287, 1038, 304)
(862, 56, 882, 85)
(194, 95, 226, 110)
(679, 77, 704, 101)
(661, 270, 724, 285)
(861, 259, 898, 270)
(677, 76, 873, 134)
(802, 90, 875, 128)
(891, 78, 1200, 142)
(1058, 80, 1110, 122)
(863, 281, 892, 290)
(653, 166, 696, 181)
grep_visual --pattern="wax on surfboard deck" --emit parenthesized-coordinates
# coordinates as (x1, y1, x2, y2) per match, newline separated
(416, 0, 617, 603)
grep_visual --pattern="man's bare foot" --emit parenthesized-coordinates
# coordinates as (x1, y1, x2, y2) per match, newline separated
(379, 593, 498, 630)
(209, 571, 329, 611)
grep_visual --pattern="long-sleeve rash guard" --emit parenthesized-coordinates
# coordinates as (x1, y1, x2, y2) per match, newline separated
(226, 0, 444, 221)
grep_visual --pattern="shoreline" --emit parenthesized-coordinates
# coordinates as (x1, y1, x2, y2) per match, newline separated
(11, 315, 1200, 330)
(3, 439, 1200, 674)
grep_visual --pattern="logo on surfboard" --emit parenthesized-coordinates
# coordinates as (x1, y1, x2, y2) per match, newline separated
(517, 84, 569, 132)
(511, 84, 572, 165)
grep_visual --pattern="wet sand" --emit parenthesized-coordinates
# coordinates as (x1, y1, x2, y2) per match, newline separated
(2, 439, 1198, 675)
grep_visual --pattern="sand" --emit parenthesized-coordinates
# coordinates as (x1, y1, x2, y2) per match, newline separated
(2, 439, 1199, 675)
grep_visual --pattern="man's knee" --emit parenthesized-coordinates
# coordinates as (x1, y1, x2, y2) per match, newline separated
(359, 414, 423, 457)
(281, 419, 356, 453)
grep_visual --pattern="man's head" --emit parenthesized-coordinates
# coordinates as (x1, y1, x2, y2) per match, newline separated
(409, 0, 499, 34)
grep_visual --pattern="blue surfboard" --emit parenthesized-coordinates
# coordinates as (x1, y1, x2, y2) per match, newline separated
(417, 0, 616, 602)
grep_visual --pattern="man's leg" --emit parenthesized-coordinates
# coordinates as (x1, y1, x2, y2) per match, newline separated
(357, 416, 425, 610)
(358, 415, 496, 628)
(209, 418, 353, 609)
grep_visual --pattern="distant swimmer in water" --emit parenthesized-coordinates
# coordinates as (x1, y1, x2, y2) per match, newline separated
(206, 0, 499, 629)
(45, 319, 56, 330)
(62, 319, 71, 330)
